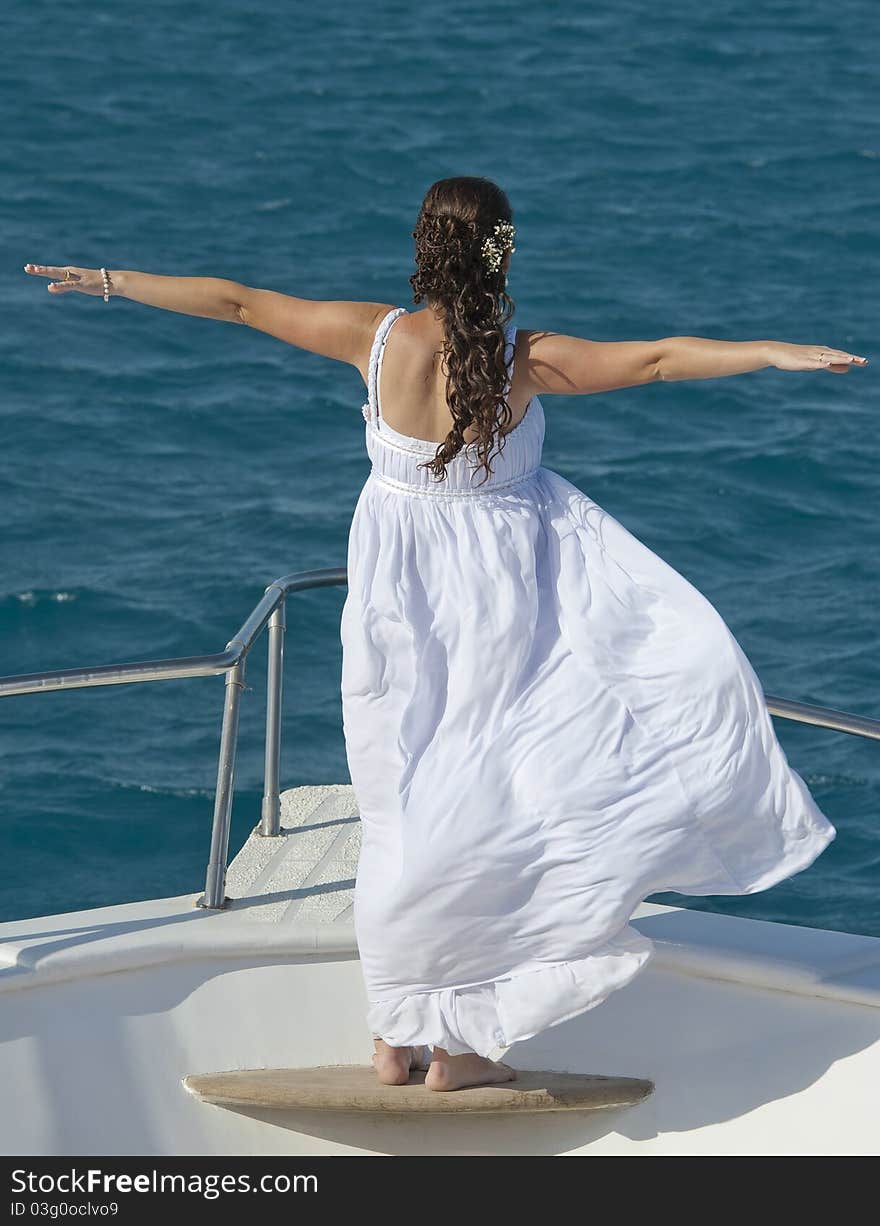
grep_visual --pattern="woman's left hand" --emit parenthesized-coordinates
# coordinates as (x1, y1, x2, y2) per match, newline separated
(770, 341, 868, 373)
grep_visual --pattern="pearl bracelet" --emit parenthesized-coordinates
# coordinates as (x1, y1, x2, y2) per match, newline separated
(100, 267, 112, 303)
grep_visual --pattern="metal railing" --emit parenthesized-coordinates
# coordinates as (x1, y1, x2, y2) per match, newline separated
(0, 565, 878, 911)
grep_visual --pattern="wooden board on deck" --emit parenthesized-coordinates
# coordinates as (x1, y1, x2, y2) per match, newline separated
(183, 1065, 654, 1115)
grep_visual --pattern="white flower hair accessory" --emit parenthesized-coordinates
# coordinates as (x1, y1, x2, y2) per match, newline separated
(480, 220, 516, 273)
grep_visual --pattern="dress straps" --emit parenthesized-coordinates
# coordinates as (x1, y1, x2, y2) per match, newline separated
(362, 307, 407, 427)
(504, 323, 517, 397)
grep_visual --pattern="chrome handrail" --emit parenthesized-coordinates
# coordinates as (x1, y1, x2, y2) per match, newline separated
(0, 564, 877, 910)
(763, 695, 880, 742)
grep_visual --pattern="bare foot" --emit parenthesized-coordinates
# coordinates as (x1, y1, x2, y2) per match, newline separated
(425, 1047, 517, 1092)
(371, 1039, 431, 1085)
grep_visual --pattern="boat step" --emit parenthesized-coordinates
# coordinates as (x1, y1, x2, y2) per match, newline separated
(183, 1065, 654, 1114)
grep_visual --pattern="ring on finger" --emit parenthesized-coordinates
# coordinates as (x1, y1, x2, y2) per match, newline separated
(63, 268, 72, 281)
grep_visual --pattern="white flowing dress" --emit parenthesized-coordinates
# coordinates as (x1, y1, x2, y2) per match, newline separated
(340, 306, 836, 1058)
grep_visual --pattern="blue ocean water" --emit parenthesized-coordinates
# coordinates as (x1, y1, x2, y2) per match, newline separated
(1, 1, 877, 934)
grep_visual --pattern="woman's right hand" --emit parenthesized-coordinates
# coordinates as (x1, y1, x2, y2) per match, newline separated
(770, 341, 867, 373)
(23, 264, 109, 297)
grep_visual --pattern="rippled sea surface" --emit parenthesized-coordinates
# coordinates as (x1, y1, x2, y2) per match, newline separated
(1, 1, 877, 932)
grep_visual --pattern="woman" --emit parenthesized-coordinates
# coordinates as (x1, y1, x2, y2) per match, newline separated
(25, 176, 865, 1094)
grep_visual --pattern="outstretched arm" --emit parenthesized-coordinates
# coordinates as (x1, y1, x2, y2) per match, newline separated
(22, 263, 392, 369)
(519, 330, 867, 397)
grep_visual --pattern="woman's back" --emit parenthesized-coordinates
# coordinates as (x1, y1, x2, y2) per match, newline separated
(373, 307, 534, 445)
(361, 307, 545, 497)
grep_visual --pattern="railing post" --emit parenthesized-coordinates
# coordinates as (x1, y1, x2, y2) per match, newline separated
(260, 598, 286, 837)
(197, 656, 247, 909)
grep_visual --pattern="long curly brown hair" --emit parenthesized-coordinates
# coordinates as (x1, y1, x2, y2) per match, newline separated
(409, 177, 516, 485)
